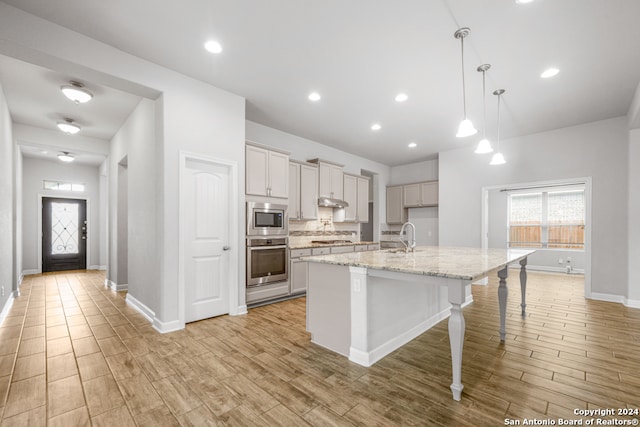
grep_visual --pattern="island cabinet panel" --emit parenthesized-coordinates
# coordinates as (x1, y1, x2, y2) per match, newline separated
(289, 162, 318, 220)
(246, 144, 289, 198)
(403, 181, 438, 207)
(386, 185, 407, 224)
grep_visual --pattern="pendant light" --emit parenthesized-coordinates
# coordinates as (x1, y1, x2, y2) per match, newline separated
(454, 28, 477, 138)
(490, 89, 506, 165)
(475, 64, 494, 154)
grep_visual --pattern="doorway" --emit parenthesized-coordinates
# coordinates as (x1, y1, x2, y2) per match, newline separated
(42, 197, 87, 272)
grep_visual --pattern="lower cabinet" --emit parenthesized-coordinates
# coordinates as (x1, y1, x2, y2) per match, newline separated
(290, 248, 312, 295)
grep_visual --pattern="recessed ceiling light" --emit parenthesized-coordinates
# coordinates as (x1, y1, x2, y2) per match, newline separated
(541, 68, 560, 78)
(408, 142, 417, 148)
(60, 81, 93, 104)
(371, 123, 381, 131)
(204, 40, 223, 54)
(57, 118, 81, 135)
(515, 0, 535, 4)
(308, 92, 321, 102)
(58, 152, 75, 162)
(395, 93, 408, 102)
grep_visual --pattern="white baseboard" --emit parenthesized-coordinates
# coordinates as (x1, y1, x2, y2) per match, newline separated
(231, 305, 248, 316)
(98, 265, 107, 271)
(0, 293, 15, 327)
(349, 305, 454, 367)
(125, 293, 155, 323)
(624, 298, 640, 309)
(586, 293, 640, 309)
(21, 269, 38, 279)
(105, 279, 128, 292)
(152, 318, 184, 334)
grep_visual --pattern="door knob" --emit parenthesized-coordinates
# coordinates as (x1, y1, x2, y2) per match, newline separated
(223, 246, 231, 251)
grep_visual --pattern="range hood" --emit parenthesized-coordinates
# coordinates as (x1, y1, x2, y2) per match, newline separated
(318, 197, 349, 208)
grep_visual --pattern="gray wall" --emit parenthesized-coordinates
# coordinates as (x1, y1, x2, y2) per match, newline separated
(628, 128, 640, 303)
(21, 157, 101, 273)
(439, 116, 629, 298)
(0, 82, 14, 316)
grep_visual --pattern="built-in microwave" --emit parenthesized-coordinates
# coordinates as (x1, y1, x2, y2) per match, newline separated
(246, 202, 288, 236)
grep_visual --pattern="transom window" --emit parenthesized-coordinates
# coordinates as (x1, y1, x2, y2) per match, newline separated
(43, 180, 85, 192)
(508, 187, 585, 250)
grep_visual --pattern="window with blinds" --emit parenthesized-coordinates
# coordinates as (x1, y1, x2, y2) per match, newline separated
(508, 188, 585, 250)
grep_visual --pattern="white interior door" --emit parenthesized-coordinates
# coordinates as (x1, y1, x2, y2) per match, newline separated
(183, 158, 230, 322)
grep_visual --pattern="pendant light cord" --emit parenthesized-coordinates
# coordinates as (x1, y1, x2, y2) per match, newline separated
(460, 36, 467, 118)
(482, 70, 487, 139)
(496, 92, 501, 150)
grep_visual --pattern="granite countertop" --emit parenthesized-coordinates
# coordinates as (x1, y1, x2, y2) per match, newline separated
(290, 241, 379, 250)
(301, 246, 535, 281)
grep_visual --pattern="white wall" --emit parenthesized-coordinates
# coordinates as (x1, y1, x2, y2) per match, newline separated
(0, 82, 14, 318)
(13, 140, 22, 286)
(98, 160, 108, 268)
(628, 128, 640, 305)
(439, 116, 629, 298)
(21, 157, 100, 272)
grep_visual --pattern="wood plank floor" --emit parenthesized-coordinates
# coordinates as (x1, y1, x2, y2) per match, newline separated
(0, 270, 639, 426)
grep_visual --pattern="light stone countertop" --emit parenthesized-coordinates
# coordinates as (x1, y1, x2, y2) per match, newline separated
(290, 241, 378, 250)
(301, 246, 535, 281)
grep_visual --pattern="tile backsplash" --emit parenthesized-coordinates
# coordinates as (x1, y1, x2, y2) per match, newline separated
(289, 207, 359, 246)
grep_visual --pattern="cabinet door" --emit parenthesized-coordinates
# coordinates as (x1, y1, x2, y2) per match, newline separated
(343, 174, 357, 221)
(288, 163, 300, 219)
(386, 186, 406, 224)
(299, 164, 318, 220)
(420, 181, 438, 206)
(245, 145, 268, 196)
(318, 162, 332, 198)
(290, 260, 308, 294)
(357, 177, 369, 222)
(330, 165, 343, 200)
(268, 151, 289, 198)
(403, 183, 421, 207)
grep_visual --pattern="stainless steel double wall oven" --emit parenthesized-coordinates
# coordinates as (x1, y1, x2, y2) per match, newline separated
(246, 202, 289, 287)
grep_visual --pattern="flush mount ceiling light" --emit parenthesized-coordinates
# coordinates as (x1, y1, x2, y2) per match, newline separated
(204, 40, 223, 54)
(57, 118, 81, 135)
(490, 89, 507, 165)
(541, 67, 560, 79)
(60, 81, 93, 104)
(475, 64, 494, 154)
(371, 123, 381, 131)
(58, 152, 75, 162)
(408, 142, 417, 148)
(454, 28, 477, 138)
(395, 93, 408, 102)
(515, 0, 535, 4)
(308, 92, 321, 101)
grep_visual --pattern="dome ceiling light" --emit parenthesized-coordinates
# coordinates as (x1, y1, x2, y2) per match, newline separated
(57, 118, 81, 135)
(57, 152, 75, 162)
(60, 81, 93, 104)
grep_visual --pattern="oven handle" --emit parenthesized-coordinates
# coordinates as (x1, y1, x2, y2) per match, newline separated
(248, 245, 288, 250)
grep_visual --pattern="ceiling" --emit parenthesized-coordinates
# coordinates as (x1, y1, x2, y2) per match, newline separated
(2, 0, 640, 166)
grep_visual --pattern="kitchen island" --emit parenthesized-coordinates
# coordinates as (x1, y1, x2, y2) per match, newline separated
(303, 246, 534, 401)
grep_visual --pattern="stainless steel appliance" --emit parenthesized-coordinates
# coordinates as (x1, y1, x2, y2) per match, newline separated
(247, 202, 288, 236)
(246, 237, 288, 287)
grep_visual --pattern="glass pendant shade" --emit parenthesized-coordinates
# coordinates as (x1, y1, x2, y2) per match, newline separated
(456, 119, 477, 138)
(490, 152, 506, 165)
(475, 138, 493, 154)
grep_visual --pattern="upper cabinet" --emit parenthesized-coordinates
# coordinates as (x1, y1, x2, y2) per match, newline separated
(289, 161, 318, 220)
(386, 185, 407, 225)
(309, 159, 344, 200)
(344, 174, 370, 222)
(403, 181, 438, 207)
(246, 143, 289, 198)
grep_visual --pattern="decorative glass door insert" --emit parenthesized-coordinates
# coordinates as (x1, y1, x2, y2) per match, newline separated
(51, 202, 80, 254)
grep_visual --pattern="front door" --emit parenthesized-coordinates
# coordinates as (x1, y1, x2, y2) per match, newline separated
(183, 158, 230, 322)
(42, 197, 87, 272)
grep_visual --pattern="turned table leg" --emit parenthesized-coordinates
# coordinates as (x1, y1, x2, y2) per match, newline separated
(498, 267, 508, 341)
(519, 257, 528, 316)
(448, 280, 466, 401)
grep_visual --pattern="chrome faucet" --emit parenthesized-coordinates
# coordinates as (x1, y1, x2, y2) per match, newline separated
(399, 222, 416, 253)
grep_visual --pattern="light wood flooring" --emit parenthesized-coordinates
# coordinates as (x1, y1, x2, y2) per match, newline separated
(0, 270, 639, 426)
